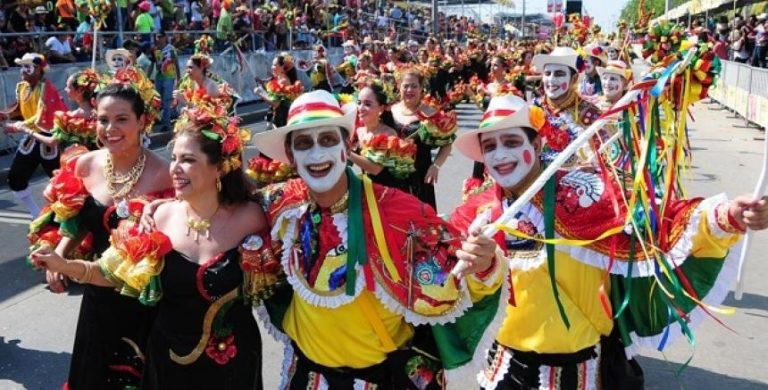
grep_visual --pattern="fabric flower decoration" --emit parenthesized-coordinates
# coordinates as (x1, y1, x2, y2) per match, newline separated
(205, 335, 237, 365)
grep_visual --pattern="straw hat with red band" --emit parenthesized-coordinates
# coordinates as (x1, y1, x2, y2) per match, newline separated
(583, 43, 609, 65)
(597, 60, 633, 81)
(454, 95, 548, 162)
(251, 90, 356, 164)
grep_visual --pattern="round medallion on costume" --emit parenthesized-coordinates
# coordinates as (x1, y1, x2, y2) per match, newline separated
(242, 234, 264, 251)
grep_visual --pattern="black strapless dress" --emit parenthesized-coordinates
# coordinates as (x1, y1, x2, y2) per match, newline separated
(67, 197, 158, 390)
(394, 120, 437, 210)
(141, 248, 262, 389)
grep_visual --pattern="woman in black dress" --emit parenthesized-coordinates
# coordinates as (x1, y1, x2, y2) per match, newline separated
(253, 53, 304, 128)
(390, 68, 456, 210)
(30, 74, 172, 389)
(32, 104, 269, 389)
(348, 82, 416, 194)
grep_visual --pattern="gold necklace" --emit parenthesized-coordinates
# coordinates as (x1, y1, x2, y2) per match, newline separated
(105, 151, 147, 200)
(186, 202, 221, 242)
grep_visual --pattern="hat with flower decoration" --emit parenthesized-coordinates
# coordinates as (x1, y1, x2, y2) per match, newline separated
(251, 90, 356, 164)
(454, 95, 551, 162)
(15, 53, 49, 72)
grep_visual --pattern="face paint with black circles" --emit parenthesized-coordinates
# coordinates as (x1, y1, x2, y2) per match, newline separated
(480, 128, 537, 189)
(290, 126, 347, 193)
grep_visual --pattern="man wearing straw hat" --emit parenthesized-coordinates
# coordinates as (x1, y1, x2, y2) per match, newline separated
(450, 94, 768, 389)
(251, 90, 504, 387)
(0, 53, 67, 217)
(532, 47, 603, 167)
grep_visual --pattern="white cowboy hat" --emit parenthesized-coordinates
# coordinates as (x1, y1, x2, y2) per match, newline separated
(597, 60, 632, 80)
(251, 90, 356, 164)
(454, 95, 538, 162)
(532, 46, 582, 73)
(14, 53, 48, 71)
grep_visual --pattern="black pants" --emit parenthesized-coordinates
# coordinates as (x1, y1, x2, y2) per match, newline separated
(8, 137, 59, 191)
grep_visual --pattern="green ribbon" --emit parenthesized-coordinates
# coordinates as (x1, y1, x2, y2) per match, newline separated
(544, 174, 570, 329)
(345, 167, 367, 296)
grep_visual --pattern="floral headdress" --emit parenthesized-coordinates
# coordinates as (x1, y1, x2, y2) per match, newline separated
(73, 68, 103, 97)
(362, 79, 397, 106)
(277, 51, 295, 70)
(174, 103, 251, 175)
(101, 67, 161, 133)
(191, 34, 215, 68)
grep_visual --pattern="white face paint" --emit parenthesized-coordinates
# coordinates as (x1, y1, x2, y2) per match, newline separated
(601, 73, 625, 100)
(607, 49, 619, 61)
(542, 64, 572, 100)
(480, 128, 536, 189)
(20, 64, 35, 76)
(290, 126, 347, 193)
(110, 54, 127, 70)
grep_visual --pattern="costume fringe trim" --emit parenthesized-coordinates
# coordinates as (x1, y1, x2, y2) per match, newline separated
(251, 305, 289, 344)
(445, 259, 511, 389)
(370, 277, 473, 327)
(474, 344, 512, 390)
(503, 196, 727, 278)
(274, 204, 366, 309)
(624, 235, 741, 358)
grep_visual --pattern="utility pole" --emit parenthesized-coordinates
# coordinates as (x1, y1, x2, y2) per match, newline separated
(665, 0, 670, 19)
(522, 0, 526, 38)
(432, 0, 438, 36)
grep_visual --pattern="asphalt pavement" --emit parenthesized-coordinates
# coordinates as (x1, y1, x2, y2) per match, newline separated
(1, 102, 768, 389)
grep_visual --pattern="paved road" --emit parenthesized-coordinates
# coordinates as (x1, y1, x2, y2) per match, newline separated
(1, 102, 767, 389)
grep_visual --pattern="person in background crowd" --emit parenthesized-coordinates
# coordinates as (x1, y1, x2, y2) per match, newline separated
(0, 53, 67, 217)
(135, 1, 155, 43)
(45, 25, 76, 64)
(153, 32, 181, 132)
(56, 0, 78, 30)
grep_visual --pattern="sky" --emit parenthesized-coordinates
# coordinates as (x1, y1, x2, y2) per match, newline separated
(511, 0, 632, 32)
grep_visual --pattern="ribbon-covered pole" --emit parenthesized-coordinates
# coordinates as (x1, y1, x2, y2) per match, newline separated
(734, 133, 768, 299)
(451, 48, 698, 276)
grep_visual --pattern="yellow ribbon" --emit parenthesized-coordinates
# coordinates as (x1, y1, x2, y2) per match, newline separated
(495, 224, 625, 247)
(362, 175, 401, 283)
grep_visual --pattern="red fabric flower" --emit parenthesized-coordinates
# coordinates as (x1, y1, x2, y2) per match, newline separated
(221, 135, 241, 155)
(546, 129, 571, 152)
(205, 335, 237, 365)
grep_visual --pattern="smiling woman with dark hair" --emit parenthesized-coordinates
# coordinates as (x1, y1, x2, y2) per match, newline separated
(27, 68, 172, 390)
(31, 102, 270, 390)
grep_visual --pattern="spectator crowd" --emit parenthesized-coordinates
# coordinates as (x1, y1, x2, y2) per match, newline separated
(0, 0, 484, 68)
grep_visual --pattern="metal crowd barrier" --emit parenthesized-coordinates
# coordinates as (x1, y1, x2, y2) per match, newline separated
(709, 59, 768, 130)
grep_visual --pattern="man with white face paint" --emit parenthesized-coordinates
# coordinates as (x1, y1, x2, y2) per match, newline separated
(452, 94, 768, 389)
(105, 48, 134, 73)
(532, 47, 603, 167)
(0, 53, 67, 216)
(251, 90, 503, 387)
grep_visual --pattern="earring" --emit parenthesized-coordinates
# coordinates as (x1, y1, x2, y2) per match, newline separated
(216, 177, 222, 192)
